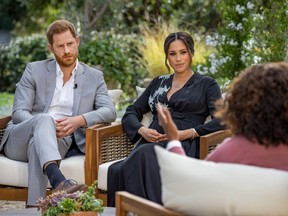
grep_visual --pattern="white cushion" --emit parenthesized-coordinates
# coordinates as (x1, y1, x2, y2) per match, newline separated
(108, 89, 123, 106)
(0, 154, 85, 187)
(136, 86, 153, 127)
(154, 146, 288, 216)
(0, 90, 122, 189)
(97, 158, 125, 190)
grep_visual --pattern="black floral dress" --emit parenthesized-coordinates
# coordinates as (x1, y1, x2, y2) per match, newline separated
(107, 72, 224, 206)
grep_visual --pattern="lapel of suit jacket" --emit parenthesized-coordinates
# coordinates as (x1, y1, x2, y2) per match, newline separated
(44, 60, 57, 113)
(73, 63, 86, 115)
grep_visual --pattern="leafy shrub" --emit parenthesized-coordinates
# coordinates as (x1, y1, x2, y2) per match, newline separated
(0, 34, 50, 93)
(196, 0, 288, 81)
(79, 31, 147, 96)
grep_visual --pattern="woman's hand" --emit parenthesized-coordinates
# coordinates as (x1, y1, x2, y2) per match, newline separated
(178, 129, 193, 141)
(138, 126, 166, 143)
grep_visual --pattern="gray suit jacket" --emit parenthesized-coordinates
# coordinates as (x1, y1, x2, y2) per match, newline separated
(1, 59, 116, 153)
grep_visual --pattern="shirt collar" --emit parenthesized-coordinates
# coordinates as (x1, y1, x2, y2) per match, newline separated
(56, 59, 79, 77)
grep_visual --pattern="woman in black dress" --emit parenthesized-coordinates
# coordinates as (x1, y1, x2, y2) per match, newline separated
(107, 32, 224, 206)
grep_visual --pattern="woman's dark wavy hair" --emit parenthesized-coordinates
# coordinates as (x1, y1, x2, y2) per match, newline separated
(164, 32, 194, 72)
(215, 62, 288, 146)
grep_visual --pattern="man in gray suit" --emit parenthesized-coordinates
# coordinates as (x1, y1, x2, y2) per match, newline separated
(0, 20, 117, 206)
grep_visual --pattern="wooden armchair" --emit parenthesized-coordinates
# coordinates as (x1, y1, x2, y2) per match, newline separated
(0, 115, 109, 203)
(91, 122, 231, 205)
(116, 191, 183, 216)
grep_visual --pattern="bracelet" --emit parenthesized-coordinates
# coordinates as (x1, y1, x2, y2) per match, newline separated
(191, 128, 195, 140)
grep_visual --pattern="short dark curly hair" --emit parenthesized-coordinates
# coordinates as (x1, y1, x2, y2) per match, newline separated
(215, 62, 288, 147)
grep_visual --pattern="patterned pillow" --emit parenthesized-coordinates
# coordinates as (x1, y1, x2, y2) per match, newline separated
(108, 89, 123, 106)
(136, 86, 153, 127)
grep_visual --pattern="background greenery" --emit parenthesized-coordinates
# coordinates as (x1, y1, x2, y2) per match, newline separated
(0, 0, 287, 115)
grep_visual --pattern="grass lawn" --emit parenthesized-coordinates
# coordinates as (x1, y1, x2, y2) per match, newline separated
(0, 92, 14, 116)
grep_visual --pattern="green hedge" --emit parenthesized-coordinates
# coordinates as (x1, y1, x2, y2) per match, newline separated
(79, 31, 147, 96)
(0, 34, 50, 92)
(0, 32, 147, 97)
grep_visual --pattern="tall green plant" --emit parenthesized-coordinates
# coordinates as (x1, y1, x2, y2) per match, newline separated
(137, 22, 173, 78)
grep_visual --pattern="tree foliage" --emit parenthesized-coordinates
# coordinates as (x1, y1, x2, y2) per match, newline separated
(0, 0, 26, 30)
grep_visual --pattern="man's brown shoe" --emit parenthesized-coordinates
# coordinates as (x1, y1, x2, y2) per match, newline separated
(52, 179, 88, 193)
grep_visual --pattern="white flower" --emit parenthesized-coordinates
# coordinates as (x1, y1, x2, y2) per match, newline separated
(242, 18, 248, 22)
(235, 4, 245, 14)
(253, 56, 262, 63)
(210, 66, 217, 74)
(240, 51, 247, 62)
(247, 2, 254, 9)
(253, 14, 264, 21)
(205, 35, 218, 46)
(228, 21, 236, 29)
(229, 39, 238, 46)
(197, 65, 202, 72)
(210, 53, 216, 59)
(236, 23, 243, 31)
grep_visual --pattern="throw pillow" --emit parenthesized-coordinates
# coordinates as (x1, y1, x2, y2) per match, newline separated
(108, 89, 123, 106)
(135, 86, 153, 127)
(154, 145, 288, 216)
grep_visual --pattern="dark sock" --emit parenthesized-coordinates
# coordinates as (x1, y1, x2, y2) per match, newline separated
(45, 163, 66, 189)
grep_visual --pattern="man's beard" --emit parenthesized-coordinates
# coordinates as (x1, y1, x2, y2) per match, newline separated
(55, 52, 78, 68)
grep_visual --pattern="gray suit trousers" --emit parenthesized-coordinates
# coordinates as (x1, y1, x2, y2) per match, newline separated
(3, 114, 72, 205)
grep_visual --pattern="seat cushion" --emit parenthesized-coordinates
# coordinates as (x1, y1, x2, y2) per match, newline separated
(0, 154, 85, 188)
(154, 146, 288, 216)
(97, 158, 125, 190)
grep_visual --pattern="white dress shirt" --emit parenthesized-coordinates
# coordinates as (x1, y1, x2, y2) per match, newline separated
(48, 60, 78, 120)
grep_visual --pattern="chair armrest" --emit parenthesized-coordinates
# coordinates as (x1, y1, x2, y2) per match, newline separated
(0, 115, 11, 129)
(199, 129, 231, 159)
(84, 122, 111, 185)
(0, 115, 12, 144)
(116, 191, 183, 216)
(85, 122, 134, 185)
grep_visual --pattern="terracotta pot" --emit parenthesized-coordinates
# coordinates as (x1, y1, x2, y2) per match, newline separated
(62, 212, 98, 216)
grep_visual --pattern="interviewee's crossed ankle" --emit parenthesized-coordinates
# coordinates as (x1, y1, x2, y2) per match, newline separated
(52, 179, 88, 193)
(45, 161, 88, 194)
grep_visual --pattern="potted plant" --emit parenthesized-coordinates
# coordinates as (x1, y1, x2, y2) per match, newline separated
(37, 181, 104, 216)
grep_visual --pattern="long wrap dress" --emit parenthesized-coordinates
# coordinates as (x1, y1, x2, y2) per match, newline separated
(107, 72, 224, 206)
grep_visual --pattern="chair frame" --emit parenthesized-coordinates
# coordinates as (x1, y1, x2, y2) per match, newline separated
(116, 191, 183, 216)
(0, 115, 108, 203)
(91, 122, 231, 205)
